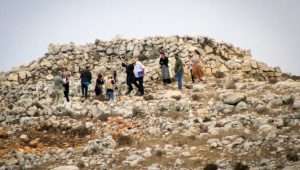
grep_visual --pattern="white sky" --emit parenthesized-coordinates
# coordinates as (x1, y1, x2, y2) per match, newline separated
(0, 0, 299, 74)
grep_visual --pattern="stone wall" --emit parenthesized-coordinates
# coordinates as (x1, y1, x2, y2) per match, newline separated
(2, 36, 282, 85)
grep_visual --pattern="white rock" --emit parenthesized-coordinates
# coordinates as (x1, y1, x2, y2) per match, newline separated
(20, 134, 29, 142)
(51, 165, 79, 170)
(7, 73, 18, 81)
(293, 100, 300, 110)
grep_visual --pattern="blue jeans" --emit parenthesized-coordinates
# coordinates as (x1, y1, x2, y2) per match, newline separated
(81, 82, 89, 98)
(175, 72, 183, 90)
(106, 89, 114, 101)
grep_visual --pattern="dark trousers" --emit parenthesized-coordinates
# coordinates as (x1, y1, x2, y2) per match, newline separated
(64, 90, 70, 102)
(127, 77, 139, 93)
(136, 77, 144, 95)
(190, 69, 195, 83)
(81, 83, 89, 98)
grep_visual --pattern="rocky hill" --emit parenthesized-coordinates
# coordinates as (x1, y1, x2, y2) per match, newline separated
(0, 36, 300, 170)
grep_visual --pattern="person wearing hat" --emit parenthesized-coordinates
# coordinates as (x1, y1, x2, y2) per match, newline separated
(159, 51, 171, 85)
(122, 59, 139, 95)
(174, 54, 184, 90)
(80, 66, 92, 99)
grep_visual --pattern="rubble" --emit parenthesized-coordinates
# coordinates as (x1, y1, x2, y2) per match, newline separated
(0, 36, 299, 169)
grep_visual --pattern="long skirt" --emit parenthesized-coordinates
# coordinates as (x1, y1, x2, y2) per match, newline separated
(161, 65, 171, 83)
(192, 64, 204, 81)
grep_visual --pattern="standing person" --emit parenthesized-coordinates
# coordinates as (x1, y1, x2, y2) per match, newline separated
(62, 70, 70, 102)
(95, 73, 104, 96)
(52, 71, 64, 105)
(188, 55, 195, 83)
(105, 76, 115, 102)
(174, 55, 184, 90)
(113, 70, 117, 83)
(134, 59, 145, 96)
(159, 51, 171, 85)
(80, 66, 92, 99)
(191, 50, 204, 82)
(122, 61, 139, 95)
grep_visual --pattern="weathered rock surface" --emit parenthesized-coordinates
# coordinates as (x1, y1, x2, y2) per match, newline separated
(0, 36, 299, 170)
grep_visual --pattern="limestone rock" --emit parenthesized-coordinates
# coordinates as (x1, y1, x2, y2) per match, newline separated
(51, 166, 79, 170)
(222, 93, 246, 105)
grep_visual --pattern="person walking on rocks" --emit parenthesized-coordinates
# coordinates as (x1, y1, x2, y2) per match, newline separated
(134, 59, 145, 96)
(191, 50, 204, 82)
(52, 71, 64, 105)
(62, 70, 70, 102)
(188, 55, 195, 83)
(174, 54, 184, 90)
(80, 66, 92, 99)
(122, 61, 139, 95)
(159, 51, 171, 85)
(105, 76, 115, 102)
(95, 73, 105, 97)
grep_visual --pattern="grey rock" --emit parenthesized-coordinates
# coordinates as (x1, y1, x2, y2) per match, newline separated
(235, 101, 248, 112)
(223, 93, 246, 105)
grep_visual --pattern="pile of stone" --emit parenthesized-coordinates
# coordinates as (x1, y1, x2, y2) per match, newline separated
(2, 36, 283, 86)
(0, 36, 299, 170)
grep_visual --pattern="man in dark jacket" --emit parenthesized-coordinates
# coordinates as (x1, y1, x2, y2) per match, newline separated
(174, 55, 184, 90)
(80, 66, 92, 99)
(122, 61, 139, 95)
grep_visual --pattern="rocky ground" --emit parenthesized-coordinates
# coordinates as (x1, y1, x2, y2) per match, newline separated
(0, 36, 300, 169)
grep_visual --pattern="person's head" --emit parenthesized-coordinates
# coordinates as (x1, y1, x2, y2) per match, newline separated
(175, 54, 180, 60)
(98, 73, 102, 79)
(130, 58, 137, 64)
(52, 68, 62, 76)
(160, 51, 165, 58)
(85, 66, 90, 70)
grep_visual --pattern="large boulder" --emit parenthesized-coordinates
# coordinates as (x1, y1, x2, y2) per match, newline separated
(222, 93, 246, 105)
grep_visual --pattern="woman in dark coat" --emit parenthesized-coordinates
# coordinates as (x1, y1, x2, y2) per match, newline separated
(63, 71, 70, 102)
(159, 51, 171, 85)
(95, 73, 105, 96)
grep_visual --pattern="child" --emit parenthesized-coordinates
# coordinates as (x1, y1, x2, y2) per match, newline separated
(105, 76, 115, 102)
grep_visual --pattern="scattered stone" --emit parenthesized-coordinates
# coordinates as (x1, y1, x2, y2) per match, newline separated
(20, 134, 30, 143)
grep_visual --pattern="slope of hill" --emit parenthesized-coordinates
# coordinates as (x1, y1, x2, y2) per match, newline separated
(0, 36, 300, 170)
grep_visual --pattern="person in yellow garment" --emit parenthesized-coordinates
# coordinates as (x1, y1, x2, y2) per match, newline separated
(105, 76, 115, 102)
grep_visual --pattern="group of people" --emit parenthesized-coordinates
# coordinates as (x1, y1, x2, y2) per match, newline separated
(51, 49, 204, 104)
(51, 59, 146, 104)
(159, 49, 204, 89)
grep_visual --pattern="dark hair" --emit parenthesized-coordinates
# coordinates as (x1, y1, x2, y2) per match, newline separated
(98, 73, 102, 79)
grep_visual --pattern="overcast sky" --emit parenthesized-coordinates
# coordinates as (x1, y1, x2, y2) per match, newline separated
(0, 0, 299, 75)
